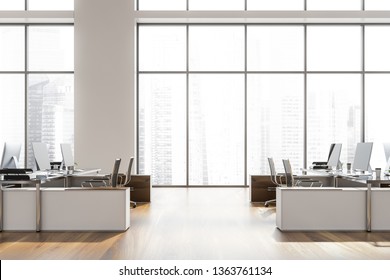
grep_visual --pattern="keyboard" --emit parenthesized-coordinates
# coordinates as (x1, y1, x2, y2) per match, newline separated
(4, 174, 36, 180)
(312, 165, 329, 170)
(0, 168, 33, 174)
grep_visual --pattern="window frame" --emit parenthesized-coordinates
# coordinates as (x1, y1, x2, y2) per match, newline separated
(137, 22, 390, 187)
(0, 23, 74, 167)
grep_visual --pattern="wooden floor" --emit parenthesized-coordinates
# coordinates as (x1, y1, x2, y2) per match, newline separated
(1, 188, 390, 260)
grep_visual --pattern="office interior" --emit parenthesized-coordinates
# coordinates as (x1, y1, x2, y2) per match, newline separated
(2, 0, 390, 260)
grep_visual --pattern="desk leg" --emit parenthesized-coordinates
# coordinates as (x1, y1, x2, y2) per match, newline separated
(36, 181, 41, 232)
(367, 183, 372, 232)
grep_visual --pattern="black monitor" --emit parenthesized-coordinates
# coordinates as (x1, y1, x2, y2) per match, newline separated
(0, 142, 21, 169)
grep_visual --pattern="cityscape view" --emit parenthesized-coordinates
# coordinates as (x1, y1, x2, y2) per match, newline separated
(138, 24, 385, 186)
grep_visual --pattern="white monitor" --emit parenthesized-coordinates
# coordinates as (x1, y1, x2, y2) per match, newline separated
(32, 142, 51, 171)
(383, 143, 390, 170)
(0, 142, 21, 169)
(60, 143, 74, 167)
(327, 143, 342, 168)
(352, 142, 373, 172)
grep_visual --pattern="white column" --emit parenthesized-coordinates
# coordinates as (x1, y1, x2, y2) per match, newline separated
(74, 0, 136, 173)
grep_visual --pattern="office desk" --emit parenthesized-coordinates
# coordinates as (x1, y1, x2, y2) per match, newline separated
(336, 174, 390, 231)
(0, 168, 132, 232)
(276, 174, 390, 232)
(276, 187, 367, 231)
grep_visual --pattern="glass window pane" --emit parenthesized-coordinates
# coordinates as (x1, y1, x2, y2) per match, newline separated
(307, 74, 361, 166)
(0, 0, 24, 10)
(0, 74, 25, 167)
(365, 74, 390, 170)
(247, 26, 304, 71)
(139, 74, 186, 185)
(28, 0, 73, 10)
(28, 26, 74, 71)
(139, 26, 186, 71)
(366, 0, 390, 10)
(248, 74, 304, 175)
(189, 74, 244, 185)
(307, 0, 362, 10)
(139, 0, 186, 10)
(307, 26, 361, 71)
(247, 0, 304, 10)
(365, 26, 390, 71)
(0, 26, 25, 71)
(27, 74, 74, 168)
(189, 0, 244, 10)
(189, 26, 244, 71)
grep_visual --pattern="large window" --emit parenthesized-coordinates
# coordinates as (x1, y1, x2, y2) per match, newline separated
(365, 26, 390, 169)
(0, 0, 24, 10)
(28, 0, 74, 10)
(138, 23, 390, 186)
(0, 0, 74, 10)
(189, 74, 245, 185)
(307, 0, 362, 10)
(0, 25, 74, 168)
(137, 0, 390, 11)
(307, 74, 362, 165)
(306, 26, 362, 165)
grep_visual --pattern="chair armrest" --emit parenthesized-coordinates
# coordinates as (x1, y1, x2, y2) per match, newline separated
(275, 174, 285, 185)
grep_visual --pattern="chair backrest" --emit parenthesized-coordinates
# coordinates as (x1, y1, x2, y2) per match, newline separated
(124, 157, 134, 185)
(267, 157, 277, 185)
(111, 158, 121, 187)
(282, 159, 294, 187)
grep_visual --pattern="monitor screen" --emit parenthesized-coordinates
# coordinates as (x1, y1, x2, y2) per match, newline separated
(352, 142, 373, 172)
(0, 142, 21, 169)
(383, 143, 390, 170)
(327, 143, 342, 168)
(61, 143, 74, 167)
(32, 142, 51, 171)
(327, 143, 336, 161)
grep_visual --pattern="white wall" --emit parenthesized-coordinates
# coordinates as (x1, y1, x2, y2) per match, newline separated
(74, 0, 135, 173)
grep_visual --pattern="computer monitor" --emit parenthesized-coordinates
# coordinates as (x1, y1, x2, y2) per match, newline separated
(0, 142, 21, 169)
(32, 142, 51, 171)
(60, 143, 74, 167)
(327, 143, 342, 169)
(383, 143, 390, 170)
(352, 142, 373, 172)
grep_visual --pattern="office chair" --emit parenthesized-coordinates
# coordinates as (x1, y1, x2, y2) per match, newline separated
(282, 159, 323, 188)
(282, 159, 294, 187)
(265, 157, 284, 207)
(81, 158, 121, 187)
(121, 157, 136, 208)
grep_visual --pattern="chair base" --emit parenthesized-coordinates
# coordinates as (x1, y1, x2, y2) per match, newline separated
(264, 199, 276, 207)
